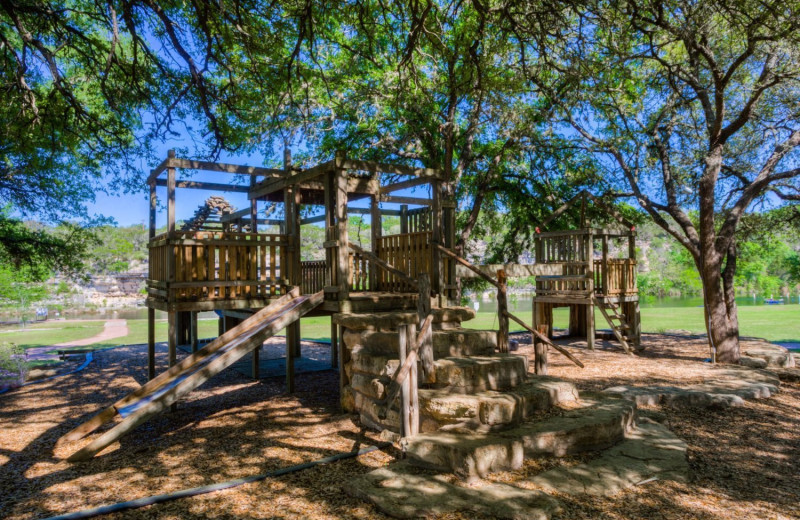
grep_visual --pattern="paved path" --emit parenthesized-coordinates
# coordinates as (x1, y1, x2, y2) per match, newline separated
(25, 319, 129, 363)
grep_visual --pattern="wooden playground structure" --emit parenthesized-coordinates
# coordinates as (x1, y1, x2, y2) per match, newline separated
(532, 191, 642, 353)
(143, 149, 457, 386)
(59, 153, 639, 462)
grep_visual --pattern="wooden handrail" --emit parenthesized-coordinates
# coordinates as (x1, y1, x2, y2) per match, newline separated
(377, 313, 434, 416)
(433, 243, 500, 288)
(348, 242, 418, 289)
(504, 310, 585, 368)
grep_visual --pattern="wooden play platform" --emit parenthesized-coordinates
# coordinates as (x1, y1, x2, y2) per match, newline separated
(58, 153, 639, 463)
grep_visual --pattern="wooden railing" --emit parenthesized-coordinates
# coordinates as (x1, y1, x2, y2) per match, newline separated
(300, 260, 327, 295)
(348, 250, 372, 292)
(594, 259, 637, 295)
(535, 230, 591, 263)
(534, 263, 593, 298)
(147, 231, 288, 303)
(375, 231, 432, 292)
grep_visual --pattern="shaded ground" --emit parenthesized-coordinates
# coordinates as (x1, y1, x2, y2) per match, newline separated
(0, 333, 798, 519)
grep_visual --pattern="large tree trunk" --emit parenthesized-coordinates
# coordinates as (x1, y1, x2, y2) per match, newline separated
(699, 256, 741, 364)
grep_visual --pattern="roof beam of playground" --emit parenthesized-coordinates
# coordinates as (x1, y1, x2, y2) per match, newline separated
(148, 156, 285, 185)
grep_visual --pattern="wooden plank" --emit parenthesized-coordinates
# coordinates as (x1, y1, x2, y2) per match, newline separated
(341, 159, 441, 179)
(168, 158, 283, 177)
(380, 195, 432, 206)
(349, 242, 418, 289)
(380, 176, 432, 193)
(155, 179, 251, 193)
(248, 160, 335, 200)
(66, 290, 322, 461)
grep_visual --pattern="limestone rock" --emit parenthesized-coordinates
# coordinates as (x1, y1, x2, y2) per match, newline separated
(742, 341, 795, 368)
(343, 461, 561, 520)
(407, 395, 635, 480)
(529, 418, 688, 496)
(432, 354, 528, 393)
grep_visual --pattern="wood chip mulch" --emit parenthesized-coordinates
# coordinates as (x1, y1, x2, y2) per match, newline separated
(0, 334, 798, 520)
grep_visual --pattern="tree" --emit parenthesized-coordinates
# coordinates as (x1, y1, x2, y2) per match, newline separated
(1, 1, 308, 265)
(511, 0, 800, 362)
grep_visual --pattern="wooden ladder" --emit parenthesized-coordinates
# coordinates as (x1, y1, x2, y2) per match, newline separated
(595, 298, 633, 355)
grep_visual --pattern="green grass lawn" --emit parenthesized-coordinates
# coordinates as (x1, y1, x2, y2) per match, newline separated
(463, 305, 800, 342)
(0, 321, 107, 350)
(3, 304, 796, 353)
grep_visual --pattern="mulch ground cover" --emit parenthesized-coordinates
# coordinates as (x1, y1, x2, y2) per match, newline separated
(0, 333, 797, 519)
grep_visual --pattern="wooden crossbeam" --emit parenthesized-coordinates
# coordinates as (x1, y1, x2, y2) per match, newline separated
(148, 158, 284, 184)
(248, 160, 336, 200)
(155, 179, 251, 193)
(341, 159, 441, 178)
(380, 176, 432, 193)
(380, 195, 432, 206)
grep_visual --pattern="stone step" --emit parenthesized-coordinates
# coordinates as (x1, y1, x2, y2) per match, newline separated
(344, 328, 496, 359)
(431, 354, 528, 393)
(406, 395, 636, 480)
(334, 306, 477, 333)
(419, 377, 579, 432)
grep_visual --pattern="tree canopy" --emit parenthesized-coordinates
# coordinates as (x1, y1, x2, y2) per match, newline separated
(2, 0, 799, 360)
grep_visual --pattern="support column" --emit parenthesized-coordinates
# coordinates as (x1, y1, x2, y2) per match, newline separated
(330, 320, 339, 369)
(370, 194, 381, 290)
(431, 180, 443, 304)
(168, 311, 177, 368)
(334, 151, 349, 302)
(147, 308, 155, 380)
(190, 311, 198, 353)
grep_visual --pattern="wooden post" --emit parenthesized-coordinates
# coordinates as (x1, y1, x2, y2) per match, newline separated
(167, 150, 176, 233)
(497, 269, 509, 353)
(190, 311, 198, 353)
(330, 320, 339, 369)
(370, 194, 381, 289)
(587, 231, 596, 350)
(431, 181, 443, 304)
(147, 308, 155, 380)
(149, 182, 157, 238)
(417, 273, 434, 382)
(334, 151, 349, 302)
(250, 175, 258, 234)
(400, 204, 409, 234)
(601, 234, 609, 297)
(534, 340, 548, 375)
(291, 187, 302, 358)
(406, 322, 419, 436)
(398, 324, 411, 438)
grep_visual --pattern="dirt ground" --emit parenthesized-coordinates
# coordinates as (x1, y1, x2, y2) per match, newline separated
(0, 334, 798, 520)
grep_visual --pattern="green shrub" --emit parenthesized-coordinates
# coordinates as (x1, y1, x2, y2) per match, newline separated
(0, 342, 28, 385)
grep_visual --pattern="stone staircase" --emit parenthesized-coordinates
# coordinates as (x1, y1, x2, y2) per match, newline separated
(335, 306, 636, 481)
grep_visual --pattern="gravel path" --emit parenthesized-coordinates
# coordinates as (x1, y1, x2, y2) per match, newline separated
(0, 333, 797, 520)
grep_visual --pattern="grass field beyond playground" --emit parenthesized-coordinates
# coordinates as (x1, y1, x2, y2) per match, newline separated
(2, 304, 798, 351)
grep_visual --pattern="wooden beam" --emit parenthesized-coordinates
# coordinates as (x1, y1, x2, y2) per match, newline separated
(170, 158, 283, 177)
(380, 195, 432, 206)
(456, 263, 564, 279)
(248, 160, 335, 200)
(380, 176, 432, 194)
(341, 159, 441, 179)
(155, 179, 251, 193)
(433, 244, 500, 288)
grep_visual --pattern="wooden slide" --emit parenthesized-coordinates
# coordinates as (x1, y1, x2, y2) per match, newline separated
(59, 288, 324, 462)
